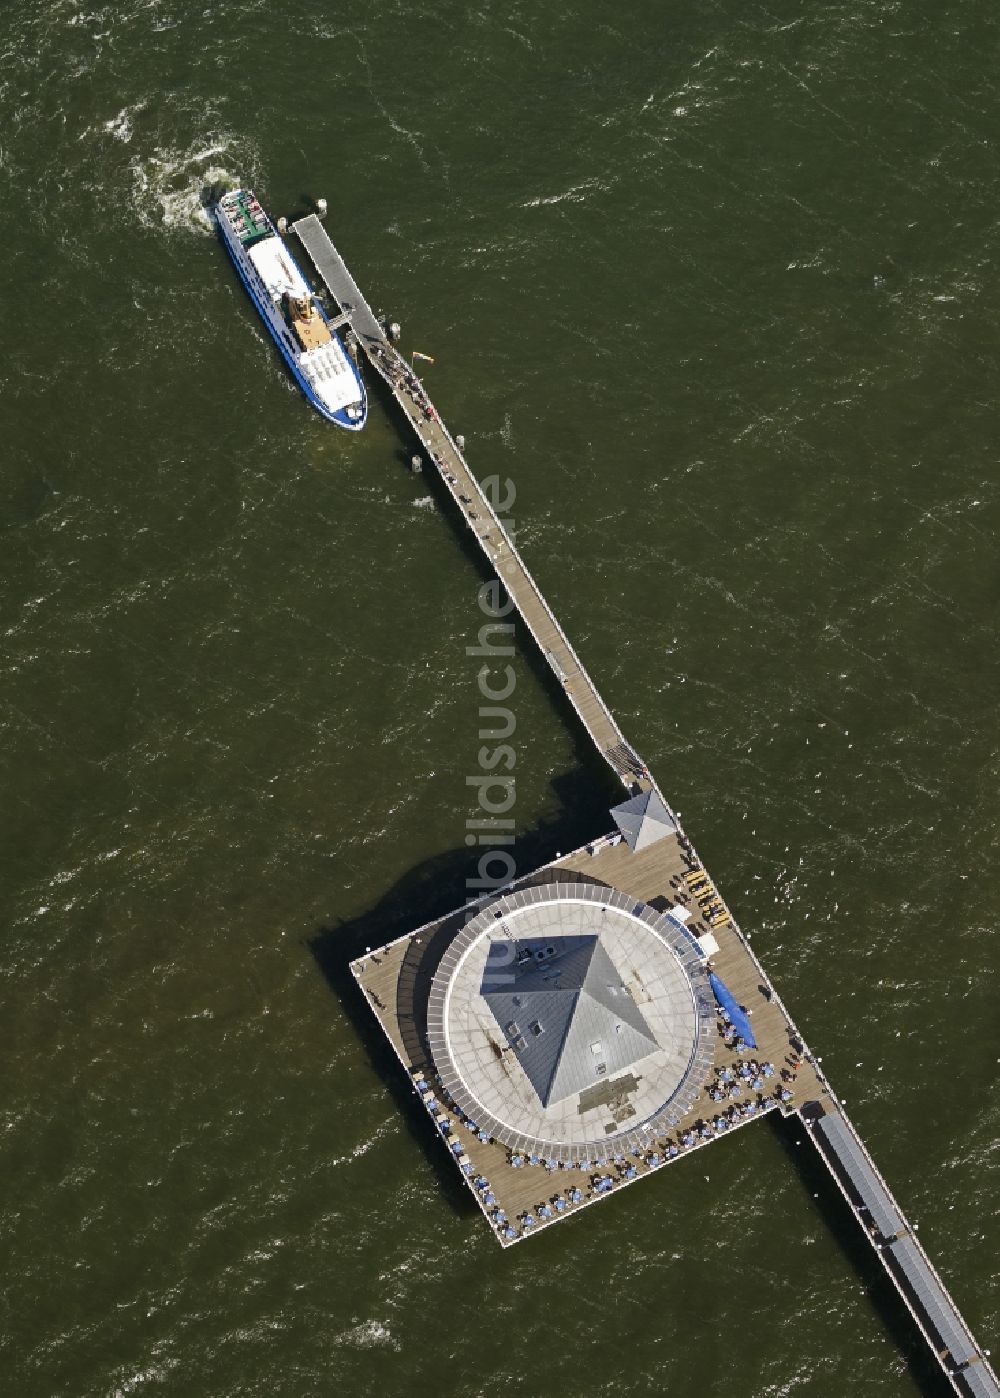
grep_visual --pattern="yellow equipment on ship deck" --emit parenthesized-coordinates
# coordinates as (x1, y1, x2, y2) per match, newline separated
(288, 295, 332, 352)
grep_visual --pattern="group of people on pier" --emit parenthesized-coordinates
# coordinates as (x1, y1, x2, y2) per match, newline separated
(368, 341, 439, 424)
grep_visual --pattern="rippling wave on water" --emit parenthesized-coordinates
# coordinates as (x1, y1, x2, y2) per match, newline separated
(2, 2, 999, 1396)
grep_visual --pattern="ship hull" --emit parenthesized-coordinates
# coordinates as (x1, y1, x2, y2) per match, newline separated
(215, 193, 367, 431)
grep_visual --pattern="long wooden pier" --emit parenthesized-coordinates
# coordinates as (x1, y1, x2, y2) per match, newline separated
(295, 215, 999, 1398)
(293, 214, 650, 789)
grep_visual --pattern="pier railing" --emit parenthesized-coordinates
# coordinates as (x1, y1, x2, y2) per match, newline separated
(803, 1105, 999, 1395)
(369, 342, 645, 787)
(292, 213, 646, 786)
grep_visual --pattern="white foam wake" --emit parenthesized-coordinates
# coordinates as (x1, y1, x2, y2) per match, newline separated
(127, 134, 256, 236)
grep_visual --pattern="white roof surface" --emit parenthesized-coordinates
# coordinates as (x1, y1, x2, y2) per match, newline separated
(435, 895, 704, 1150)
(299, 343, 361, 413)
(244, 236, 361, 414)
(247, 236, 311, 301)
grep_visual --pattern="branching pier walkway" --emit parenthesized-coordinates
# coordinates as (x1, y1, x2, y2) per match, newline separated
(295, 216, 998, 1398)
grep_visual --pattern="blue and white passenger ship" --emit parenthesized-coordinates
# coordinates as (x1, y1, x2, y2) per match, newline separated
(215, 190, 367, 430)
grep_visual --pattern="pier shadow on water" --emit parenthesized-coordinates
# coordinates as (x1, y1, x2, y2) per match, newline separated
(768, 1112, 957, 1398)
(311, 895, 476, 1219)
(308, 763, 617, 1217)
(312, 772, 963, 1397)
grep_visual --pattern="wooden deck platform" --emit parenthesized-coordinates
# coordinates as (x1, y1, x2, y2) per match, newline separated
(353, 827, 828, 1241)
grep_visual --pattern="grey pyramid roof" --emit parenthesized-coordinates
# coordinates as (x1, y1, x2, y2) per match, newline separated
(480, 935, 659, 1107)
(611, 788, 676, 852)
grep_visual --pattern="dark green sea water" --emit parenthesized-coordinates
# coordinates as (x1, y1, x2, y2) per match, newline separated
(2, 3, 999, 1395)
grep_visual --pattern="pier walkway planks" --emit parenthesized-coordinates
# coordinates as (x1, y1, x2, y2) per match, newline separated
(292, 215, 648, 791)
(292, 214, 386, 348)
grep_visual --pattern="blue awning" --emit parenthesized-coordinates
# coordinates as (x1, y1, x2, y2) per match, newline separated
(709, 973, 757, 1049)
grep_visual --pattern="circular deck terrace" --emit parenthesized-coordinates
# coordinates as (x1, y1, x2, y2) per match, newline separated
(426, 882, 717, 1162)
